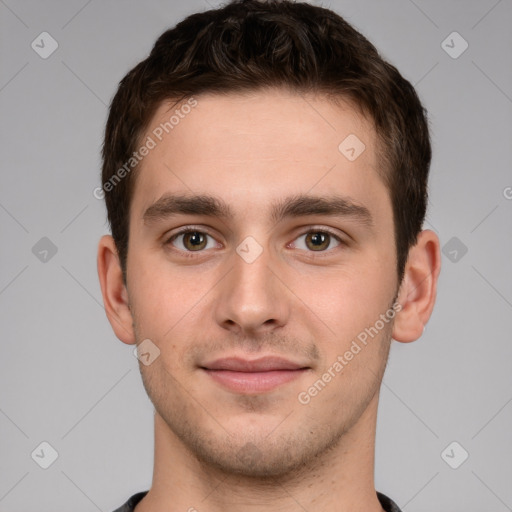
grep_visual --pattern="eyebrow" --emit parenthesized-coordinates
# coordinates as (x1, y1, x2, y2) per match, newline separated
(143, 194, 233, 224)
(142, 193, 373, 228)
(271, 193, 373, 227)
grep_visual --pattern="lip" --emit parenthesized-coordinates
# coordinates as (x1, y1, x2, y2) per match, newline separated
(201, 356, 310, 394)
(202, 356, 308, 372)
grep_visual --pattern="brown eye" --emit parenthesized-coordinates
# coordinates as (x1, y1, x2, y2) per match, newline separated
(305, 232, 330, 251)
(169, 230, 216, 252)
(293, 230, 341, 252)
(182, 232, 207, 251)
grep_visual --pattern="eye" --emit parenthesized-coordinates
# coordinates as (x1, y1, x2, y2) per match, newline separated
(167, 230, 218, 252)
(292, 230, 342, 252)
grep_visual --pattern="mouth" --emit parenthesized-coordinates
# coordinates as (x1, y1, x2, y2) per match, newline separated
(200, 356, 310, 394)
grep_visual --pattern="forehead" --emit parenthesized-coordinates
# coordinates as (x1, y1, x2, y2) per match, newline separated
(130, 88, 388, 223)
(147, 88, 377, 162)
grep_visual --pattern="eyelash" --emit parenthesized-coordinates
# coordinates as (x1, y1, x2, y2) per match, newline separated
(164, 226, 345, 258)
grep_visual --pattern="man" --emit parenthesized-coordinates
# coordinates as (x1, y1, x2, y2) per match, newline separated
(97, 1, 441, 510)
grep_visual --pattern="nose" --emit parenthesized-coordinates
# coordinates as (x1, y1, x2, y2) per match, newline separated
(213, 241, 290, 337)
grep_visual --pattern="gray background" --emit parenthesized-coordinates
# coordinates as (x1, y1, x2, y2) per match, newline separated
(1, 0, 511, 511)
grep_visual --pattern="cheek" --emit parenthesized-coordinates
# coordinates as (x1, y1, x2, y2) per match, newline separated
(127, 250, 216, 362)
(127, 252, 178, 337)
(297, 258, 396, 332)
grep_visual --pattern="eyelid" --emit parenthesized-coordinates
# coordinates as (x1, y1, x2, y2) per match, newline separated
(165, 223, 214, 237)
(288, 226, 345, 250)
(164, 225, 219, 246)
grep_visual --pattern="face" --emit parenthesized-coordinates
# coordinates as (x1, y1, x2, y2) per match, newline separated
(124, 88, 399, 477)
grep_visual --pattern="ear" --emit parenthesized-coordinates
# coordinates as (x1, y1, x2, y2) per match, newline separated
(97, 234, 136, 345)
(392, 229, 441, 343)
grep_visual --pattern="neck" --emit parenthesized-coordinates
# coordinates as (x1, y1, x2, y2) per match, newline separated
(136, 392, 385, 512)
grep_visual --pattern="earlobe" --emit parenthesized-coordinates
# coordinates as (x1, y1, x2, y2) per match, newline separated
(97, 234, 136, 345)
(392, 229, 441, 343)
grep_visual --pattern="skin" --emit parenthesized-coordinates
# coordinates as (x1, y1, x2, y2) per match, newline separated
(98, 88, 441, 512)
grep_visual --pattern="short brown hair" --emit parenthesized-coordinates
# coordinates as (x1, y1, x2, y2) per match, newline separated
(101, 0, 431, 283)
